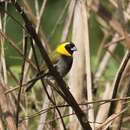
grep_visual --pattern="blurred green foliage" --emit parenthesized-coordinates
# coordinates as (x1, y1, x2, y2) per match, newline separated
(42, 0, 67, 45)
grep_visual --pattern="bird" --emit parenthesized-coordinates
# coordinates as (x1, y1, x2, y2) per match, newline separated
(25, 41, 77, 91)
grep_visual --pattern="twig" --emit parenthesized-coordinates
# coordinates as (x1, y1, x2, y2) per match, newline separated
(94, 34, 119, 83)
(35, 0, 47, 32)
(60, 0, 76, 42)
(16, 36, 28, 128)
(108, 51, 130, 116)
(48, 0, 70, 41)
(84, 2, 94, 128)
(0, 31, 36, 70)
(0, 8, 25, 29)
(96, 107, 128, 130)
(20, 96, 130, 123)
(6, 65, 19, 83)
(37, 86, 51, 130)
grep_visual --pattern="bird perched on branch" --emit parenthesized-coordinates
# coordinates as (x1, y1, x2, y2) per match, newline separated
(26, 42, 77, 91)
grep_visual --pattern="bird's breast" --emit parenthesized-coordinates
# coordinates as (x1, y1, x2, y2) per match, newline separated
(54, 55, 73, 77)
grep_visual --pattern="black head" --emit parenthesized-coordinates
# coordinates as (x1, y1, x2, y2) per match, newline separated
(65, 42, 77, 56)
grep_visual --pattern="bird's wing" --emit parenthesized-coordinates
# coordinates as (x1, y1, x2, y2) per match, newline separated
(50, 51, 60, 64)
(39, 51, 60, 71)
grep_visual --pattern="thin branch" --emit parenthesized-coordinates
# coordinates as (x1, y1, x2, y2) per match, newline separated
(96, 107, 128, 130)
(60, 0, 76, 42)
(36, 86, 51, 130)
(94, 34, 119, 84)
(16, 36, 28, 128)
(20, 96, 130, 122)
(48, 0, 70, 41)
(0, 31, 36, 70)
(0, 8, 25, 29)
(84, 1, 94, 128)
(108, 51, 130, 116)
(36, 0, 47, 32)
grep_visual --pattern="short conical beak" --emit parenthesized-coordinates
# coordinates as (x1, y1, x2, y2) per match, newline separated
(71, 46, 77, 51)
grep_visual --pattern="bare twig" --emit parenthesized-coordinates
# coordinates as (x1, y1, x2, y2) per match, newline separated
(0, 31, 36, 69)
(48, 0, 70, 41)
(94, 34, 119, 84)
(84, 0, 94, 128)
(108, 51, 130, 116)
(16, 36, 28, 128)
(60, 0, 76, 42)
(96, 107, 128, 130)
(0, 83, 17, 130)
(37, 86, 51, 130)
(35, 0, 47, 32)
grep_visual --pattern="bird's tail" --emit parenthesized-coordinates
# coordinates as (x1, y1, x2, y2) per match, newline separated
(25, 72, 48, 92)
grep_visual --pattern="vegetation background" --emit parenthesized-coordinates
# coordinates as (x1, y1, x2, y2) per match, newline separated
(0, 0, 130, 130)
